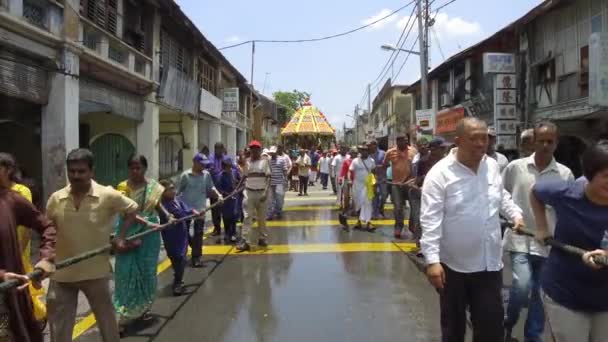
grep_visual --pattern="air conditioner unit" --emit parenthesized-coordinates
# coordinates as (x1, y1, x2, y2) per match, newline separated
(441, 94, 452, 107)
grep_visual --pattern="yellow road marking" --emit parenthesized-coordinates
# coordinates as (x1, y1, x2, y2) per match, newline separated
(196, 242, 418, 255)
(284, 196, 337, 202)
(72, 218, 405, 338)
(284, 204, 395, 211)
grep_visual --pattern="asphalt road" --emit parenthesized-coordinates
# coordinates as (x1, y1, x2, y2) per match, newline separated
(74, 188, 441, 342)
(45, 186, 550, 341)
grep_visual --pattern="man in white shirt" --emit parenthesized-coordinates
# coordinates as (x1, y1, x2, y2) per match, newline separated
(502, 122, 574, 342)
(420, 117, 524, 342)
(237, 140, 271, 252)
(295, 149, 312, 196)
(332, 146, 349, 205)
(318, 152, 331, 190)
(349, 145, 376, 231)
(487, 126, 509, 171)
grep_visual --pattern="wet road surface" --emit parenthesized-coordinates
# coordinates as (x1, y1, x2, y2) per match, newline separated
(75, 188, 442, 342)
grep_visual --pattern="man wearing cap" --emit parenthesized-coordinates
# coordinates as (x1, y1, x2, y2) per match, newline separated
(238, 140, 272, 251)
(267, 146, 289, 220)
(207, 142, 239, 239)
(487, 126, 509, 172)
(383, 134, 417, 238)
(406, 137, 448, 246)
(177, 153, 223, 267)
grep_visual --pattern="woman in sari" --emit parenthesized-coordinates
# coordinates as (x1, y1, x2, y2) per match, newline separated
(0, 153, 47, 327)
(113, 155, 165, 330)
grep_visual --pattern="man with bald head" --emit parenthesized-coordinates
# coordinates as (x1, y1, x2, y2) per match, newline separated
(519, 128, 535, 158)
(420, 117, 524, 342)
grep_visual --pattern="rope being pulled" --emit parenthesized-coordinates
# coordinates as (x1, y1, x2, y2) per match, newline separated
(0, 178, 246, 293)
(514, 227, 608, 267)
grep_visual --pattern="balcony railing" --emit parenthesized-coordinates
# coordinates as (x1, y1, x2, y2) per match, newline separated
(79, 18, 152, 80)
(222, 111, 250, 130)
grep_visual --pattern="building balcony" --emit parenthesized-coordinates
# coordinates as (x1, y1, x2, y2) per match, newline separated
(79, 17, 153, 82)
(222, 111, 250, 131)
(0, 0, 63, 42)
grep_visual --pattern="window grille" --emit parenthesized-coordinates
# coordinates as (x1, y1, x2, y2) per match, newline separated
(23, 0, 46, 29)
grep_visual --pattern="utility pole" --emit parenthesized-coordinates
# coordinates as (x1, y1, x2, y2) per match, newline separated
(417, 0, 429, 110)
(367, 83, 371, 113)
(355, 105, 360, 146)
(249, 41, 256, 141)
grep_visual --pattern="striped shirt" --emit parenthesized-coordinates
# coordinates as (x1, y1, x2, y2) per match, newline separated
(270, 157, 289, 185)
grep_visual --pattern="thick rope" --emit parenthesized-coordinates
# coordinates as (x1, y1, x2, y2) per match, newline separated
(0, 178, 245, 293)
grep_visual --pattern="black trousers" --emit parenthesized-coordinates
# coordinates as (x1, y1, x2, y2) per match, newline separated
(168, 254, 186, 285)
(299, 176, 309, 194)
(188, 218, 205, 258)
(210, 197, 222, 234)
(440, 265, 503, 342)
(222, 215, 237, 238)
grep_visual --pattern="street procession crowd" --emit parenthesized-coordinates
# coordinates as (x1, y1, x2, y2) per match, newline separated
(1, 117, 608, 342)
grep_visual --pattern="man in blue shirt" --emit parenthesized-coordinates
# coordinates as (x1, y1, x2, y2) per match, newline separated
(177, 153, 222, 267)
(368, 140, 386, 219)
(207, 142, 239, 240)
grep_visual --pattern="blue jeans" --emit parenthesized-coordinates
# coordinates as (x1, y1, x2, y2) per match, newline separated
(505, 252, 546, 342)
(372, 182, 388, 217)
(267, 184, 285, 218)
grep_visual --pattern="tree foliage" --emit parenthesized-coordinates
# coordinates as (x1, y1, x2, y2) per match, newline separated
(273, 90, 311, 123)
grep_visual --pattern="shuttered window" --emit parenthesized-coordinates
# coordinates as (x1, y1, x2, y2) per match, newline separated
(80, 0, 118, 35)
(197, 59, 217, 95)
(160, 30, 191, 75)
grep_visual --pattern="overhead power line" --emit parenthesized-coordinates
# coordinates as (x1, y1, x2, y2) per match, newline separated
(218, 0, 416, 50)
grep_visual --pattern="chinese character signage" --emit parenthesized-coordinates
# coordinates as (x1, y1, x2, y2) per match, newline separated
(494, 72, 518, 150)
(483, 53, 516, 73)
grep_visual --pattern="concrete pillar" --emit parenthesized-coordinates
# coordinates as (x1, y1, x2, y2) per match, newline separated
(137, 92, 159, 179)
(208, 121, 222, 148)
(41, 48, 79, 200)
(226, 125, 237, 157)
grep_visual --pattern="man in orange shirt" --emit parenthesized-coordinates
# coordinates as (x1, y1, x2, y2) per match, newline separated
(383, 134, 417, 238)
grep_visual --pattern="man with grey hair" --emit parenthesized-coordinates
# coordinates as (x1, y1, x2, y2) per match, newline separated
(519, 128, 535, 158)
(487, 126, 509, 172)
(421, 117, 524, 342)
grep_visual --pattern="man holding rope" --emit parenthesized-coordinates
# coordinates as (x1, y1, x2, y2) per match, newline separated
(383, 133, 417, 239)
(502, 122, 573, 342)
(45, 149, 141, 342)
(420, 118, 524, 342)
(0, 184, 56, 342)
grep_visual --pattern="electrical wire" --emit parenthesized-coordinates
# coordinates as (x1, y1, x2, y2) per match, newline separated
(218, 0, 416, 50)
(392, 0, 457, 82)
(369, 4, 418, 89)
(431, 26, 446, 62)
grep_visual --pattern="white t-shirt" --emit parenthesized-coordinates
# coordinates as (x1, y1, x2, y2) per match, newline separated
(349, 157, 375, 186)
(319, 157, 330, 174)
(331, 154, 347, 177)
(244, 158, 271, 190)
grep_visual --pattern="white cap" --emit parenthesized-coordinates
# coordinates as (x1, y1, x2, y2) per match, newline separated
(268, 146, 278, 153)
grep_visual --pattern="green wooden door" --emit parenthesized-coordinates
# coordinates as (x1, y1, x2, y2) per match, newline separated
(90, 134, 135, 187)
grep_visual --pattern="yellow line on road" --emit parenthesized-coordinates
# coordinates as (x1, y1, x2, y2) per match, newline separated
(259, 219, 396, 227)
(284, 196, 337, 202)
(284, 204, 395, 211)
(196, 242, 418, 255)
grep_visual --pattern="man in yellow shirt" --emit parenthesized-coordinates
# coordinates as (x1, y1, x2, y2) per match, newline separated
(46, 149, 140, 342)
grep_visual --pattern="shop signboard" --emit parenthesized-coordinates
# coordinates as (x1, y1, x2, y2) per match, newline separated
(222, 88, 239, 112)
(497, 135, 517, 150)
(435, 107, 465, 135)
(415, 109, 435, 135)
(589, 32, 608, 106)
(483, 53, 516, 74)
